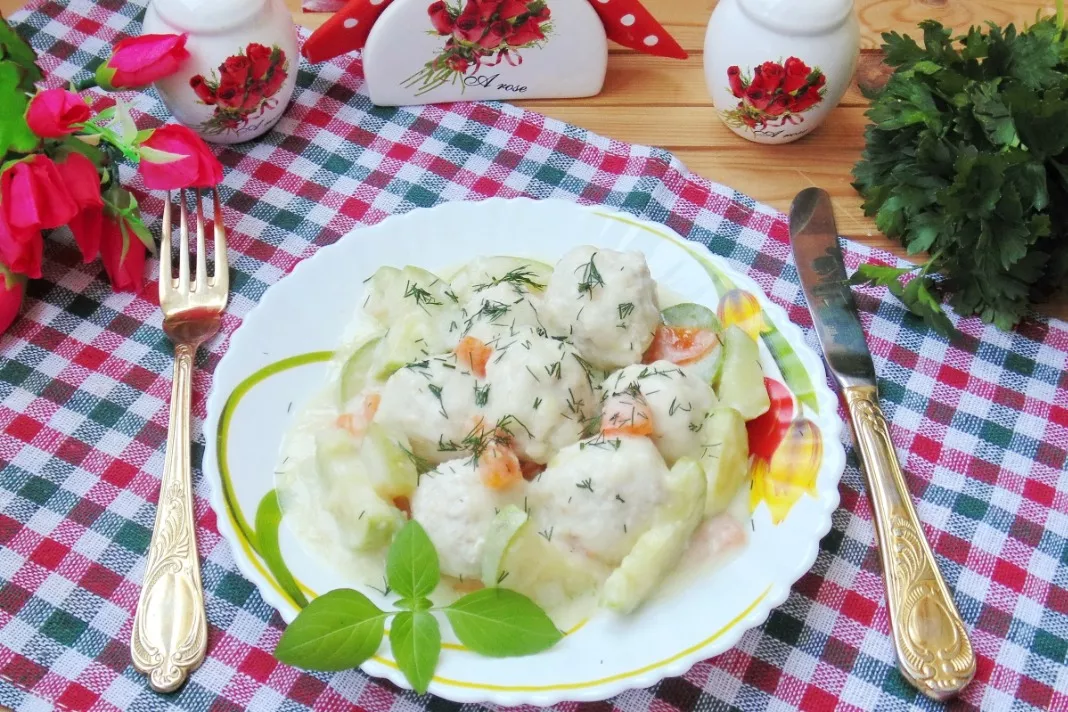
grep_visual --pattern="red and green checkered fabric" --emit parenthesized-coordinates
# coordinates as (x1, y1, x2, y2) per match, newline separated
(1, 1, 1066, 710)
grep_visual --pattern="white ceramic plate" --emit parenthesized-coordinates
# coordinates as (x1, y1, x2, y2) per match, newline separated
(202, 198, 844, 705)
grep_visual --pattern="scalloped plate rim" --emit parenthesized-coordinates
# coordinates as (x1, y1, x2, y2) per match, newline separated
(201, 197, 845, 705)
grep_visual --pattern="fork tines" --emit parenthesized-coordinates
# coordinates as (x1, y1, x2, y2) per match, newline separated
(159, 188, 229, 300)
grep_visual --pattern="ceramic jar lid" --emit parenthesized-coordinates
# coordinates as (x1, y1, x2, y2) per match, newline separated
(151, 0, 267, 35)
(737, 0, 854, 35)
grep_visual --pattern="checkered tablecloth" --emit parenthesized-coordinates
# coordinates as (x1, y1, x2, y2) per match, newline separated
(1, 1, 1066, 710)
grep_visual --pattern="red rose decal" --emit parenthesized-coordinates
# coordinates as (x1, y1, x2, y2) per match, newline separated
(190, 75, 217, 105)
(754, 61, 785, 92)
(247, 43, 273, 80)
(406, 0, 552, 94)
(428, 1, 454, 34)
(721, 56, 826, 134)
(727, 66, 745, 98)
(189, 42, 290, 136)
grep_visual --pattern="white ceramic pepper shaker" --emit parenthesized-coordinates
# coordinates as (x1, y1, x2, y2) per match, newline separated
(703, 0, 859, 144)
(142, 0, 299, 144)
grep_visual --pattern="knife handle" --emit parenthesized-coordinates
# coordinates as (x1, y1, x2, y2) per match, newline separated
(843, 385, 976, 701)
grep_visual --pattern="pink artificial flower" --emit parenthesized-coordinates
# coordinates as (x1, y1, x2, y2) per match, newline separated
(25, 88, 90, 138)
(68, 207, 104, 264)
(138, 124, 224, 190)
(100, 212, 147, 291)
(0, 265, 26, 336)
(3, 155, 79, 231)
(96, 33, 190, 90)
(0, 209, 42, 279)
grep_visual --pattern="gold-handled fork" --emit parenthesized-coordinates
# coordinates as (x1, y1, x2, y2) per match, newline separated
(131, 188, 229, 693)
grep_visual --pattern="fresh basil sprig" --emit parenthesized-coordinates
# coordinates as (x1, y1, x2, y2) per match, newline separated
(274, 520, 563, 694)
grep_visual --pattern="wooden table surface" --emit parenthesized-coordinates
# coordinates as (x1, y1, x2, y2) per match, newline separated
(4, 0, 1063, 319)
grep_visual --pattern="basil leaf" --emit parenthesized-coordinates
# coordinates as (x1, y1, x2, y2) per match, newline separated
(396, 596, 433, 611)
(386, 520, 439, 600)
(389, 611, 440, 694)
(255, 489, 308, 609)
(444, 588, 562, 657)
(274, 589, 386, 671)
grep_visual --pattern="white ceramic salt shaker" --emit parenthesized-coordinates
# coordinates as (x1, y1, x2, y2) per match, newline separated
(142, 0, 298, 144)
(703, 0, 859, 144)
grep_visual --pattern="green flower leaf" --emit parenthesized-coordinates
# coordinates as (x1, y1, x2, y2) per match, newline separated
(389, 610, 440, 694)
(113, 98, 137, 144)
(255, 489, 308, 609)
(0, 61, 37, 155)
(386, 520, 440, 600)
(444, 588, 563, 657)
(139, 145, 186, 165)
(274, 589, 387, 671)
(0, 18, 42, 91)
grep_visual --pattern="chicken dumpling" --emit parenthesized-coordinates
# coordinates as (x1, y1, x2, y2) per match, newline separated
(526, 436, 667, 566)
(542, 246, 660, 370)
(603, 361, 718, 464)
(411, 458, 525, 579)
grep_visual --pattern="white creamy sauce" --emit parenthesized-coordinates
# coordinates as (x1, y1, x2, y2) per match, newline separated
(275, 251, 750, 625)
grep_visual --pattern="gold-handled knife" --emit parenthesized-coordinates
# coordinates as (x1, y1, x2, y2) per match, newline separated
(789, 188, 976, 701)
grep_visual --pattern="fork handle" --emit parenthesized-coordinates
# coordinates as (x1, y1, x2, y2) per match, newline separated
(131, 342, 208, 693)
(844, 385, 975, 700)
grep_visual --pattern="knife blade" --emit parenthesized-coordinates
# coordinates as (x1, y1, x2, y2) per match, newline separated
(789, 188, 876, 389)
(789, 188, 976, 701)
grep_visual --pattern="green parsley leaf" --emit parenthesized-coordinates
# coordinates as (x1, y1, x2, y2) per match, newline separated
(444, 588, 563, 657)
(255, 489, 308, 609)
(389, 611, 440, 694)
(274, 589, 386, 671)
(852, 14, 1068, 331)
(386, 520, 440, 600)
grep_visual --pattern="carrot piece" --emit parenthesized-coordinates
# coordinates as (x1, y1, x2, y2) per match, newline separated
(455, 335, 493, 377)
(478, 442, 522, 490)
(336, 391, 382, 437)
(643, 325, 719, 365)
(601, 391, 655, 437)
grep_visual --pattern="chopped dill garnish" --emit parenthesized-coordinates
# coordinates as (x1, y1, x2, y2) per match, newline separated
(444, 288, 459, 303)
(668, 398, 692, 416)
(497, 570, 510, 584)
(576, 254, 604, 298)
(565, 388, 584, 415)
(404, 281, 442, 312)
(689, 420, 705, 433)
(618, 302, 635, 320)
(533, 397, 543, 410)
(525, 365, 541, 382)
(615, 494, 626, 504)
(405, 359, 430, 370)
(474, 383, 491, 407)
(474, 266, 546, 295)
(538, 527, 554, 542)
(427, 383, 447, 418)
(576, 478, 594, 493)
(572, 354, 597, 389)
(400, 444, 434, 474)
(545, 361, 562, 379)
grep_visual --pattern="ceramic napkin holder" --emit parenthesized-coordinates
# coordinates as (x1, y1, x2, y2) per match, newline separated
(302, 0, 686, 107)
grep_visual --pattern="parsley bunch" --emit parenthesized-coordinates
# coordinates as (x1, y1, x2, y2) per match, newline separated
(851, 4, 1068, 334)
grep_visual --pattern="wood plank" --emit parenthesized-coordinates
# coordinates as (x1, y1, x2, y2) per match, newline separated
(520, 53, 872, 109)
